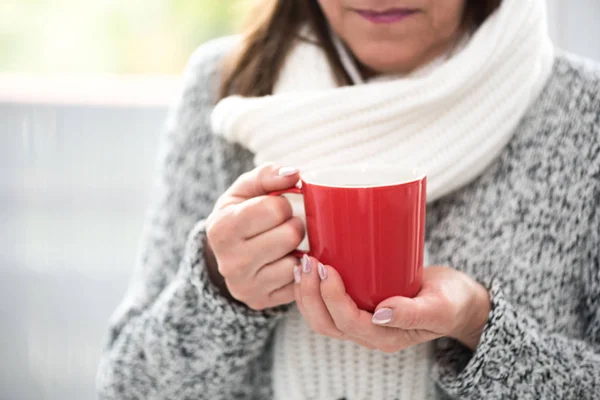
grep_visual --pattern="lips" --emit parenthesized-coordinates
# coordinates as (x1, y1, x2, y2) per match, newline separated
(355, 8, 418, 24)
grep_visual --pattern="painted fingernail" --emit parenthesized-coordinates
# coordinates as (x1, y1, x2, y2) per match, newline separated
(293, 265, 301, 284)
(278, 167, 299, 177)
(302, 254, 311, 273)
(318, 263, 327, 280)
(372, 308, 393, 325)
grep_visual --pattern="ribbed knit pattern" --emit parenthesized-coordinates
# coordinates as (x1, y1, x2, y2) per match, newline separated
(273, 307, 434, 400)
(211, 0, 554, 202)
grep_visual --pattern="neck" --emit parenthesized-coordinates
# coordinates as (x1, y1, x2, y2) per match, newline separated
(351, 29, 468, 81)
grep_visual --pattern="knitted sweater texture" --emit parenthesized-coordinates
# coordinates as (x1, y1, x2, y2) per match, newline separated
(97, 37, 600, 400)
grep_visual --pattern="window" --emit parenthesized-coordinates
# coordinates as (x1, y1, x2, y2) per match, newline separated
(1, 2, 240, 400)
(0, 0, 240, 75)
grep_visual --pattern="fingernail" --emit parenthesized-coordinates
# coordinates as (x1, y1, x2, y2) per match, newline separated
(318, 263, 327, 280)
(279, 167, 299, 177)
(293, 265, 301, 284)
(302, 254, 311, 273)
(372, 308, 393, 325)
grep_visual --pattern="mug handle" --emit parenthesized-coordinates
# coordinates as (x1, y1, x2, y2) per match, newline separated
(269, 187, 308, 258)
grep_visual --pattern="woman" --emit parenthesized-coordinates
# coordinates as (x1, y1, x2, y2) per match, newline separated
(97, 0, 600, 399)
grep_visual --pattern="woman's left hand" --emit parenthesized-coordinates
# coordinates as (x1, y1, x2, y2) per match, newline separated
(294, 256, 491, 352)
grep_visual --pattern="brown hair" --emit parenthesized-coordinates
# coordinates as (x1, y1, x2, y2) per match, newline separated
(219, 0, 501, 100)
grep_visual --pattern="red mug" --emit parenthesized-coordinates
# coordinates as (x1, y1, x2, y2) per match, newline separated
(272, 165, 426, 312)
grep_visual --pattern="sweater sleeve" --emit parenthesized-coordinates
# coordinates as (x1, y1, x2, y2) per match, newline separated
(432, 279, 600, 399)
(431, 66, 600, 399)
(96, 38, 287, 400)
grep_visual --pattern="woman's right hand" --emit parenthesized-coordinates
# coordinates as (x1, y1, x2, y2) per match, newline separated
(204, 163, 305, 311)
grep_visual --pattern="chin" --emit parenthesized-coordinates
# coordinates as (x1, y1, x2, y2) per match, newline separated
(354, 45, 427, 75)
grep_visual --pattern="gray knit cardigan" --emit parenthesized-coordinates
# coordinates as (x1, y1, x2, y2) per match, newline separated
(97, 37, 600, 399)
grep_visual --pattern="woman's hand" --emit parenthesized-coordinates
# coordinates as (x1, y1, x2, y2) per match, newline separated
(294, 256, 491, 352)
(205, 163, 304, 310)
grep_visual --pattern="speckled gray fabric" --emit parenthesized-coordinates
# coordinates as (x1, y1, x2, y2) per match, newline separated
(96, 36, 600, 399)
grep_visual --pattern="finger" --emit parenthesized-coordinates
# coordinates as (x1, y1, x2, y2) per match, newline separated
(245, 217, 305, 268)
(373, 294, 449, 333)
(254, 255, 298, 293)
(217, 217, 303, 284)
(293, 268, 378, 349)
(319, 264, 388, 340)
(293, 265, 306, 313)
(266, 283, 296, 308)
(320, 265, 429, 352)
(221, 163, 300, 205)
(293, 265, 377, 350)
(373, 267, 462, 332)
(298, 256, 345, 339)
(233, 195, 294, 238)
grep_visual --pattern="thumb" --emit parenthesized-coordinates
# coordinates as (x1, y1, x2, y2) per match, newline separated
(226, 163, 300, 201)
(371, 295, 448, 333)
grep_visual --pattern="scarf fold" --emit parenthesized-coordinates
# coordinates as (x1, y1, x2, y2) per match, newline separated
(212, 0, 554, 202)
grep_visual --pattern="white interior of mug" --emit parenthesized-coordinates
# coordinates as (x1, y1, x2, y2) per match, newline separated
(301, 165, 425, 188)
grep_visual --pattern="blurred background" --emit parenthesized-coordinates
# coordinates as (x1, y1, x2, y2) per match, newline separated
(0, 1, 599, 399)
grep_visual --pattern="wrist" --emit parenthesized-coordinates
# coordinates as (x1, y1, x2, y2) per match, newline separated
(451, 278, 491, 351)
(203, 235, 236, 302)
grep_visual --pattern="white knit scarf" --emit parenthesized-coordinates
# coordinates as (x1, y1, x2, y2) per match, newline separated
(212, 0, 554, 203)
